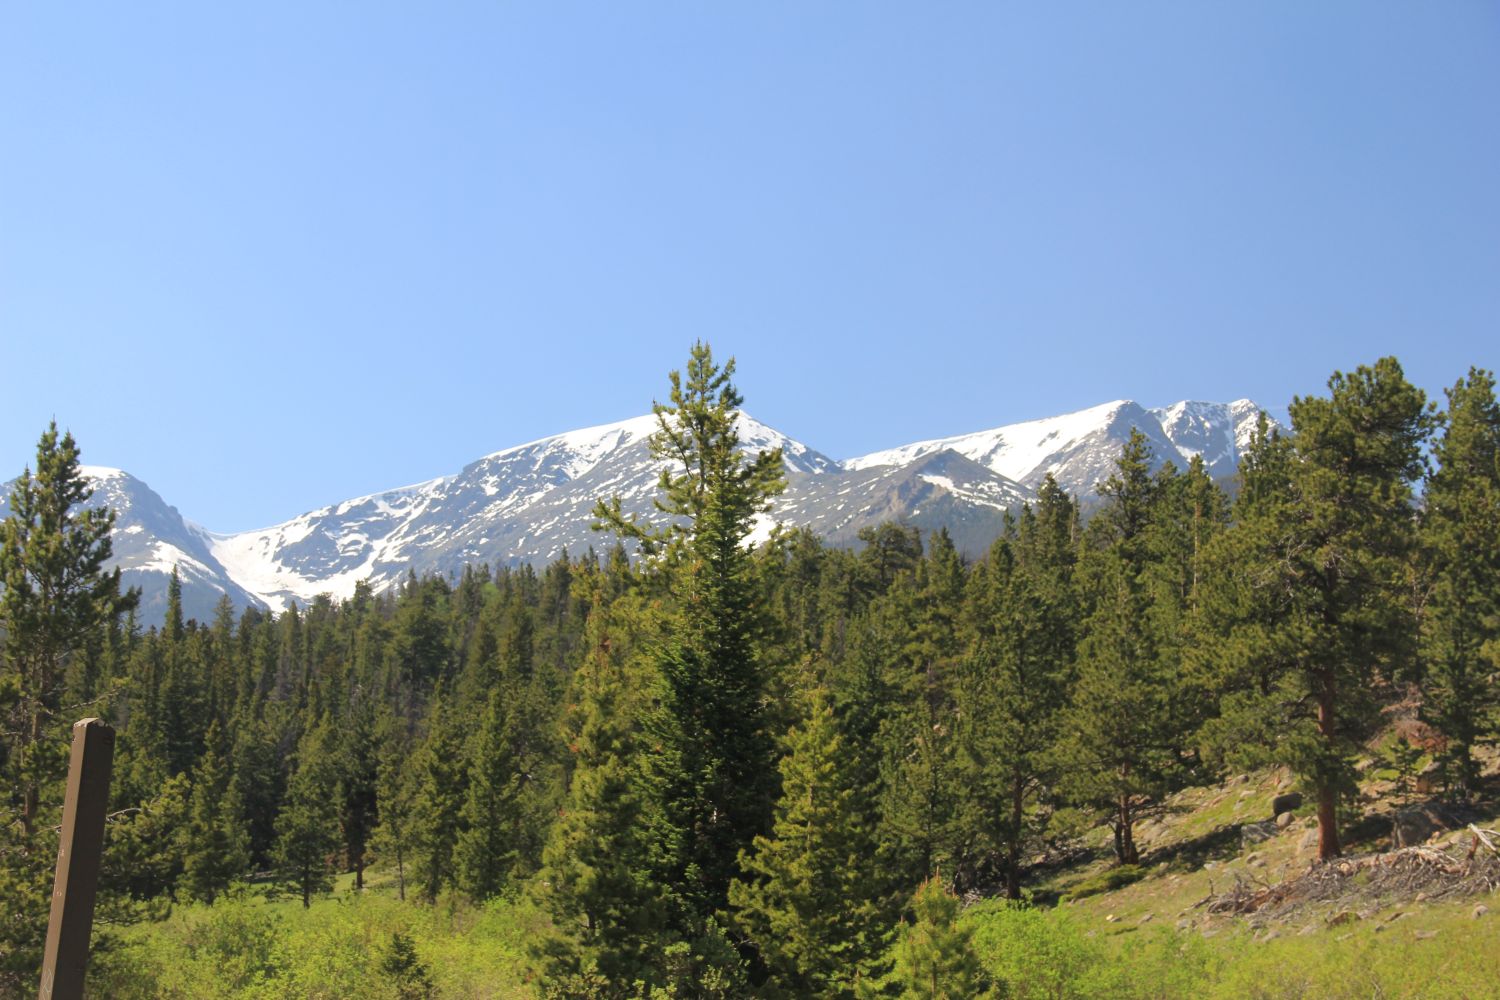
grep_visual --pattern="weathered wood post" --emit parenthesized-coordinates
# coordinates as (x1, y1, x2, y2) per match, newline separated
(37, 718, 115, 1000)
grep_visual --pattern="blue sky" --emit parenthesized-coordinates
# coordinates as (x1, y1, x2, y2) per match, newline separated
(3, 3, 1496, 531)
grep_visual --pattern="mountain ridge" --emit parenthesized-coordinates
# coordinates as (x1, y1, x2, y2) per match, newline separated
(2, 399, 1272, 622)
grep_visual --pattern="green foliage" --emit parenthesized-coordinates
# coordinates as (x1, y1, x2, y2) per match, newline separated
(1419, 367, 1500, 795)
(595, 342, 786, 926)
(888, 877, 991, 999)
(1055, 432, 1212, 866)
(379, 931, 435, 1000)
(954, 477, 1078, 897)
(730, 687, 890, 996)
(407, 693, 468, 902)
(179, 723, 250, 905)
(7, 355, 1497, 997)
(533, 594, 670, 994)
(1199, 358, 1432, 858)
(274, 718, 342, 908)
(0, 423, 136, 986)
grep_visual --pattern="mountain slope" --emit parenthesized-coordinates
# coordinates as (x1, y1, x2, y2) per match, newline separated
(2, 398, 1271, 621)
(0, 467, 269, 624)
(846, 398, 1266, 495)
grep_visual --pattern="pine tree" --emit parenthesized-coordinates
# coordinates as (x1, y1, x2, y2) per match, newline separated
(1055, 431, 1187, 866)
(879, 532, 967, 887)
(593, 342, 786, 924)
(406, 692, 468, 901)
(454, 678, 560, 900)
(954, 476, 1078, 897)
(0, 424, 135, 987)
(1420, 368, 1500, 795)
(179, 722, 250, 904)
(1, 423, 136, 835)
(1200, 359, 1430, 859)
(730, 687, 889, 997)
(274, 718, 342, 908)
(534, 593, 670, 994)
(887, 877, 990, 1000)
(371, 706, 415, 901)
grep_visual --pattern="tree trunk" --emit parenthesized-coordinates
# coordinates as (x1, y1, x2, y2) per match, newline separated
(1118, 796, 1139, 866)
(1316, 675, 1342, 860)
(21, 704, 42, 837)
(1005, 772, 1025, 900)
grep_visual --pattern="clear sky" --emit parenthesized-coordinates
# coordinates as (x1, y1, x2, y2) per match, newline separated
(3, 3, 1496, 531)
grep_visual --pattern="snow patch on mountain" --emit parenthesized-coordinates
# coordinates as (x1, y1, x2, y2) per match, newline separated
(845, 400, 1133, 481)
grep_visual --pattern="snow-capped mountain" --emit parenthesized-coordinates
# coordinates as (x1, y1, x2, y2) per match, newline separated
(0, 467, 270, 623)
(199, 414, 840, 612)
(845, 398, 1264, 490)
(3, 399, 1270, 623)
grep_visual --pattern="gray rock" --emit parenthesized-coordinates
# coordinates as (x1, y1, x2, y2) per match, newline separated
(1276, 811, 1295, 829)
(1271, 791, 1303, 816)
(1240, 820, 1278, 848)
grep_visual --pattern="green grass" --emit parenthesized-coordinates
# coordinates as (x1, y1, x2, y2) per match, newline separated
(964, 897, 1500, 1000)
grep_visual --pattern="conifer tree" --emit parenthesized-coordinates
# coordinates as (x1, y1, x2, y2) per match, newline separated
(954, 476, 1078, 897)
(593, 342, 786, 924)
(887, 877, 990, 1000)
(372, 706, 415, 901)
(406, 692, 468, 901)
(1419, 368, 1500, 795)
(730, 687, 889, 997)
(534, 593, 670, 993)
(1055, 431, 1188, 865)
(1200, 359, 1430, 859)
(879, 532, 967, 886)
(1, 423, 136, 835)
(0, 424, 135, 987)
(274, 718, 342, 908)
(179, 722, 250, 904)
(335, 686, 381, 890)
(454, 677, 560, 899)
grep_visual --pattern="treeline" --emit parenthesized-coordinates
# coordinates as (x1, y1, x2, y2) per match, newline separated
(2, 347, 1498, 997)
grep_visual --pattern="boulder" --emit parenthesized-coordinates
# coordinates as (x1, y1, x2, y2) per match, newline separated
(1271, 791, 1303, 816)
(1276, 811, 1295, 829)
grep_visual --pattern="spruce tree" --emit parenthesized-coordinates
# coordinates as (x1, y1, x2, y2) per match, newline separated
(454, 677, 559, 899)
(1, 423, 136, 835)
(0, 424, 135, 987)
(274, 718, 342, 908)
(534, 593, 670, 994)
(371, 706, 415, 901)
(1419, 368, 1500, 795)
(179, 722, 250, 904)
(406, 692, 468, 901)
(954, 476, 1078, 897)
(730, 687, 890, 997)
(887, 877, 990, 1000)
(879, 532, 967, 887)
(1055, 431, 1187, 866)
(593, 342, 786, 924)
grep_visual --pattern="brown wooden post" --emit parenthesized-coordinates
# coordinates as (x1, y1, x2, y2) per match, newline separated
(37, 719, 115, 1000)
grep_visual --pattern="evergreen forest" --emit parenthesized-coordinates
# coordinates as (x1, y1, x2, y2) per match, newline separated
(3, 344, 1499, 998)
